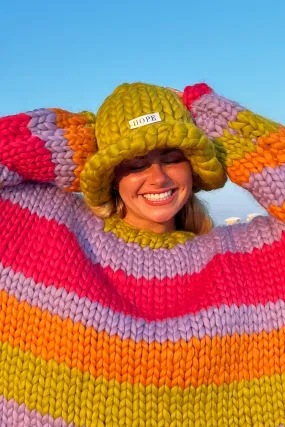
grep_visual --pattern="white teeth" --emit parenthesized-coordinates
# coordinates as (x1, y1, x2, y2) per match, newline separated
(143, 190, 173, 201)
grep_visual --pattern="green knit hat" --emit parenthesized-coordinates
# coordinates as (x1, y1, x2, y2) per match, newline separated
(80, 82, 226, 207)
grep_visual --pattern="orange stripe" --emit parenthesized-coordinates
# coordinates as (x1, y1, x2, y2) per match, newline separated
(268, 202, 285, 222)
(51, 108, 96, 191)
(1, 290, 285, 389)
(227, 126, 285, 185)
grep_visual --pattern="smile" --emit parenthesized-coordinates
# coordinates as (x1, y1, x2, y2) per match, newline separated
(140, 189, 178, 206)
(142, 190, 174, 201)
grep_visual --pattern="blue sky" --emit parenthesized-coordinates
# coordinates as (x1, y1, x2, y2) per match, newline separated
(0, 0, 284, 224)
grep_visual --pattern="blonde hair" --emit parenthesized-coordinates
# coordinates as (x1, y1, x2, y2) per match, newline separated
(91, 190, 213, 235)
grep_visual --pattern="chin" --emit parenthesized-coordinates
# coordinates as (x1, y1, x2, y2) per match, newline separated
(144, 212, 176, 224)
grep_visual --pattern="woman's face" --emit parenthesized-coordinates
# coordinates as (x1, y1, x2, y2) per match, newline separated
(115, 148, 193, 233)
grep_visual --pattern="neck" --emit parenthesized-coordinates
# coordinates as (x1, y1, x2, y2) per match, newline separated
(123, 212, 175, 234)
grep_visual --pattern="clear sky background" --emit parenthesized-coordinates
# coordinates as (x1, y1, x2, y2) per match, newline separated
(0, 0, 284, 224)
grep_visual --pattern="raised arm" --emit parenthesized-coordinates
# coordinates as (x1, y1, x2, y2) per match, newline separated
(0, 108, 96, 191)
(183, 84, 285, 221)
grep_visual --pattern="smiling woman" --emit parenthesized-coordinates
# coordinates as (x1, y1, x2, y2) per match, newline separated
(86, 83, 218, 235)
(1, 81, 285, 426)
(92, 149, 213, 234)
(115, 148, 193, 233)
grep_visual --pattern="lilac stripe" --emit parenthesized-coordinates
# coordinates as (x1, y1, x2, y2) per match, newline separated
(243, 164, 285, 208)
(191, 93, 245, 138)
(0, 164, 23, 187)
(1, 261, 285, 343)
(0, 396, 77, 427)
(0, 183, 285, 280)
(27, 109, 76, 188)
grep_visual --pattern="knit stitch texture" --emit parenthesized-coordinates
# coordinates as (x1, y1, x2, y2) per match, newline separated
(0, 85, 285, 426)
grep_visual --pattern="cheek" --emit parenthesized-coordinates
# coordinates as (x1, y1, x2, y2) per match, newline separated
(170, 164, 193, 192)
(118, 175, 143, 200)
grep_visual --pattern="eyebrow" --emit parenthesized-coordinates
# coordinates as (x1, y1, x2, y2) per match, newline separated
(136, 149, 181, 160)
(120, 149, 183, 166)
(160, 149, 182, 155)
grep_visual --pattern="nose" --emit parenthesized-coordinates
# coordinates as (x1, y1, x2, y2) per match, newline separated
(147, 163, 169, 186)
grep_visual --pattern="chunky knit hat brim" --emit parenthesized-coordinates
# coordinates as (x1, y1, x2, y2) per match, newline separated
(80, 120, 226, 208)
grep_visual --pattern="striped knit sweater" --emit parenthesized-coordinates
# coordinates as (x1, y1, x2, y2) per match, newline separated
(0, 88, 285, 426)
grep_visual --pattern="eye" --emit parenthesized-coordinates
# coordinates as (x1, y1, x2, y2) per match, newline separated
(129, 166, 146, 172)
(162, 152, 185, 164)
(127, 161, 148, 172)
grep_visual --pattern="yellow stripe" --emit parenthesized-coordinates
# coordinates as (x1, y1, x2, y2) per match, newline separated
(1, 340, 285, 427)
(2, 290, 285, 390)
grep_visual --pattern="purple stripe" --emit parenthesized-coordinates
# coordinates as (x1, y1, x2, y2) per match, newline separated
(243, 164, 285, 208)
(0, 396, 77, 427)
(191, 93, 245, 138)
(1, 261, 285, 343)
(27, 109, 76, 188)
(0, 183, 284, 281)
(0, 164, 23, 187)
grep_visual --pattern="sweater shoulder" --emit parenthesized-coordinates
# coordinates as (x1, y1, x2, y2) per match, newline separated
(196, 214, 285, 257)
(0, 182, 94, 229)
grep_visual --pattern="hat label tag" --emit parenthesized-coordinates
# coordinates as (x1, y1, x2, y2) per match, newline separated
(129, 113, 161, 129)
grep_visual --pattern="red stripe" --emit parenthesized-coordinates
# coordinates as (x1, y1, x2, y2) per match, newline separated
(0, 198, 285, 321)
(0, 113, 55, 181)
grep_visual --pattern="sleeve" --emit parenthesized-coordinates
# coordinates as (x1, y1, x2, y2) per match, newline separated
(0, 108, 96, 192)
(183, 83, 285, 221)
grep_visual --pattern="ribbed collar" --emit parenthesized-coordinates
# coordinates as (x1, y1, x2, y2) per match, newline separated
(104, 215, 195, 249)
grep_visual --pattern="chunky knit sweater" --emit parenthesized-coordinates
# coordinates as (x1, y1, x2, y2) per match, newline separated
(0, 89, 285, 426)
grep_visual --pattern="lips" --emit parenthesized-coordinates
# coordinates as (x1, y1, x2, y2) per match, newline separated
(140, 189, 178, 206)
(143, 190, 173, 201)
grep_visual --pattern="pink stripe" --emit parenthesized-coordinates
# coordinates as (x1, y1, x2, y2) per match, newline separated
(0, 395, 77, 427)
(1, 182, 284, 281)
(0, 113, 56, 181)
(2, 262, 285, 343)
(1, 196, 285, 321)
